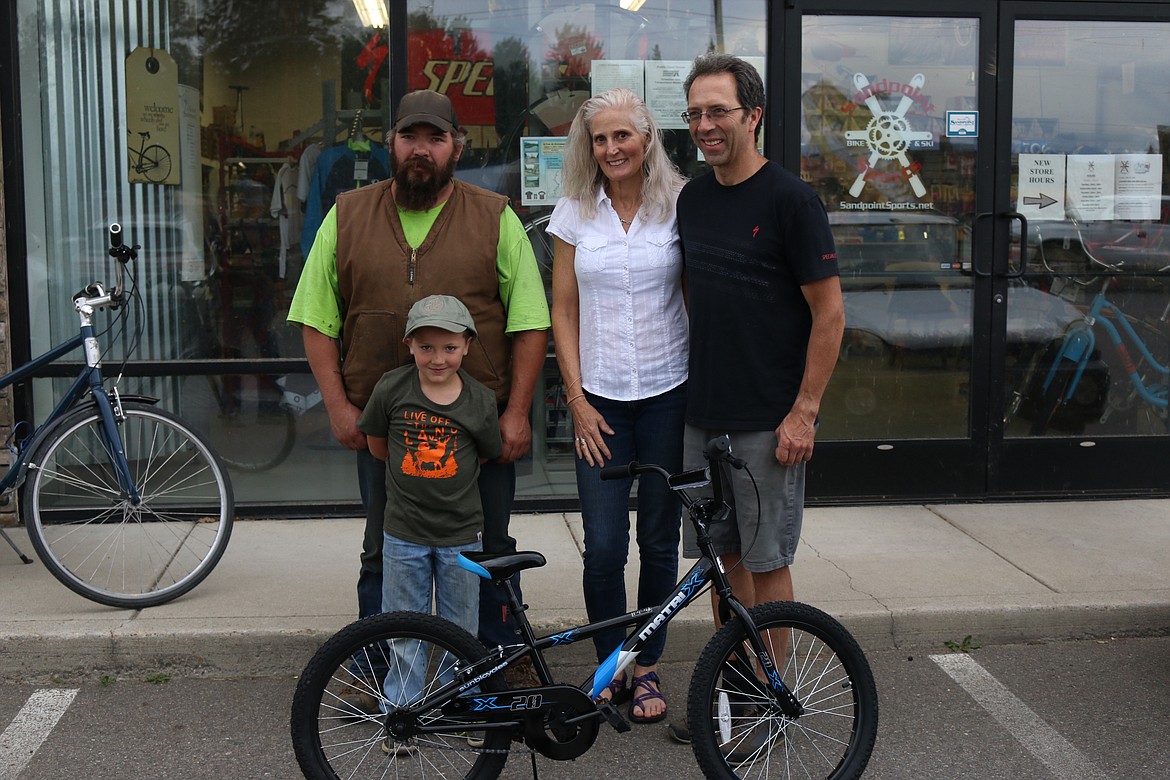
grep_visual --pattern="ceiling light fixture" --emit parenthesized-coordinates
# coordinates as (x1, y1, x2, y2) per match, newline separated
(353, 0, 389, 28)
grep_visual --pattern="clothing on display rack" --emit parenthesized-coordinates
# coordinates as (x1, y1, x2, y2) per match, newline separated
(300, 138, 390, 254)
(297, 142, 324, 203)
(271, 161, 303, 279)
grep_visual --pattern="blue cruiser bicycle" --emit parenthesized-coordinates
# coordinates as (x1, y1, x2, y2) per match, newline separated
(290, 436, 878, 779)
(0, 224, 233, 608)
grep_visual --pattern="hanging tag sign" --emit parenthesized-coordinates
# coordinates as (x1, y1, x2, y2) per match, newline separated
(125, 47, 181, 185)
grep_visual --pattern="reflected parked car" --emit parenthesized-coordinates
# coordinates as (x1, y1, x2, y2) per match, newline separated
(843, 280, 1081, 354)
(831, 210, 1082, 358)
(1022, 195, 1170, 275)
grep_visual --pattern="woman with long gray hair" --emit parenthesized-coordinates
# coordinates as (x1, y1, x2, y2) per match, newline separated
(548, 87, 687, 724)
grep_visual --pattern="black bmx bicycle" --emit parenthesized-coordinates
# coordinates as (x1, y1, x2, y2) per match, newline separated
(290, 436, 878, 779)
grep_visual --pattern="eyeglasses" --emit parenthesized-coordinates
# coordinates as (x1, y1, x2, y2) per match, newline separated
(680, 106, 748, 124)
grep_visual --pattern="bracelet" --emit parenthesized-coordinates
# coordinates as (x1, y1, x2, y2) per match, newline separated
(566, 393, 586, 405)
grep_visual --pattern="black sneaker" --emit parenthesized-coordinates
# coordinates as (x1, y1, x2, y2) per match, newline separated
(667, 719, 691, 744)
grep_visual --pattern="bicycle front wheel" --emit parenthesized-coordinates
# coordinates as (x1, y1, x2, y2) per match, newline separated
(688, 601, 878, 780)
(22, 402, 234, 608)
(291, 611, 510, 780)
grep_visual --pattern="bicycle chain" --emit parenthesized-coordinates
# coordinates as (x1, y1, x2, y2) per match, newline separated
(410, 735, 533, 757)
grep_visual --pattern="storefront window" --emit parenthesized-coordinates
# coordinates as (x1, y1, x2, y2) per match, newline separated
(14, 0, 766, 506)
(1005, 19, 1170, 439)
(404, 0, 766, 496)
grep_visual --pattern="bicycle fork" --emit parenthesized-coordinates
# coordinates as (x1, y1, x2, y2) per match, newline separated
(79, 318, 141, 504)
(717, 591, 805, 719)
(590, 556, 805, 721)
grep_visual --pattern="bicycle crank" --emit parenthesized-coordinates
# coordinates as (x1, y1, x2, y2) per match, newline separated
(517, 685, 599, 760)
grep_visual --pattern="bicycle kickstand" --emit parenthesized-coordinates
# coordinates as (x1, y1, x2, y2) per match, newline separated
(0, 526, 34, 564)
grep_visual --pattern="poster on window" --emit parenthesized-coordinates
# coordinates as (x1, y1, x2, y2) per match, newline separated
(647, 61, 691, 130)
(1114, 154, 1163, 220)
(520, 137, 567, 206)
(125, 47, 180, 185)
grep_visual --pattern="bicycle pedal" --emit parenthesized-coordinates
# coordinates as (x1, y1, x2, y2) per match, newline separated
(595, 700, 631, 733)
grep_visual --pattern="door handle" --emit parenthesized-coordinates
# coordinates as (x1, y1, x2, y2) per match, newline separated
(1003, 211, 1028, 278)
(972, 211, 1029, 278)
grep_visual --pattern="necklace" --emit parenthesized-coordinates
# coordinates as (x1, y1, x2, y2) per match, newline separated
(618, 217, 633, 226)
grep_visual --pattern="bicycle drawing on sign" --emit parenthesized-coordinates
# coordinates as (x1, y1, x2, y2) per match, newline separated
(127, 130, 172, 183)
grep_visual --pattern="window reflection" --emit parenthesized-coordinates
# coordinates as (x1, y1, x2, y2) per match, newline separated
(801, 16, 979, 440)
(1007, 20, 1170, 439)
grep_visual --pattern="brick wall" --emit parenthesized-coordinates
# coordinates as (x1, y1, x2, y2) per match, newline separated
(0, 104, 16, 528)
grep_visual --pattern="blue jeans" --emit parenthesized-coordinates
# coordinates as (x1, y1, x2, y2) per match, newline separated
(577, 384, 685, 666)
(381, 533, 480, 705)
(356, 440, 522, 648)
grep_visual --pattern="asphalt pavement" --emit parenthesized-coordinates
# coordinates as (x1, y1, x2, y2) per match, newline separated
(2, 499, 1169, 680)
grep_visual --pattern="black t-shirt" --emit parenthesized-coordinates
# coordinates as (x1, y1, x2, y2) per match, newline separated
(677, 161, 838, 429)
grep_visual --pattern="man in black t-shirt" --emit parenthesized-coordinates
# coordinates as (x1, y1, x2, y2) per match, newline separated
(669, 52, 845, 747)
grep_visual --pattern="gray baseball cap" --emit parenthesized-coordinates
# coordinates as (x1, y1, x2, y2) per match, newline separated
(393, 90, 459, 134)
(404, 295, 477, 338)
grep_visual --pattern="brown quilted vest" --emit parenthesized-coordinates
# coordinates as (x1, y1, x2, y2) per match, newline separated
(335, 178, 510, 408)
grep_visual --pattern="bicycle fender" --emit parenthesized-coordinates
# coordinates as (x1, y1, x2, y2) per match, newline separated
(15, 395, 160, 487)
(1059, 328, 1094, 363)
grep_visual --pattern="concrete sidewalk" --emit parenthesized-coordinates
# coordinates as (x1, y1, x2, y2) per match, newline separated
(2, 499, 1170, 680)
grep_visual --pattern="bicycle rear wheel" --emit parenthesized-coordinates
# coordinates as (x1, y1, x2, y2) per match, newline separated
(291, 611, 510, 780)
(183, 374, 296, 471)
(688, 601, 878, 780)
(22, 402, 234, 608)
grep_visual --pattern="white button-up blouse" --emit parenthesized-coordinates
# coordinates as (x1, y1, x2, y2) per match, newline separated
(547, 188, 689, 402)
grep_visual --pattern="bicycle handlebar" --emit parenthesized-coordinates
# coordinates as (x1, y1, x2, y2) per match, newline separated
(600, 435, 746, 517)
(599, 436, 744, 481)
(98, 222, 139, 305)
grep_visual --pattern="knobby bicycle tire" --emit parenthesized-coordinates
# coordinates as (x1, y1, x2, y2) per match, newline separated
(291, 611, 510, 780)
(22, 402, 234, 608)
(688, 601, 878, 780)
(523, 213, 553, 274)
(1029, 362, 1078, 436)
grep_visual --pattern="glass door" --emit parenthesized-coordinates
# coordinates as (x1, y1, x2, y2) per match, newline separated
(994, 5, 1170, 495)
(795, 6, 993, 498)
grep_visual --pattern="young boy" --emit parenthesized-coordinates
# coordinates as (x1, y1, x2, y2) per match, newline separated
(357, 295, 503, 707)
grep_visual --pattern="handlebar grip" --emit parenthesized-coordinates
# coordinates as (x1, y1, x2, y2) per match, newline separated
(600, 462, 637, 481)
(109, 223, 123, 248)
(703, 436, 747, 469)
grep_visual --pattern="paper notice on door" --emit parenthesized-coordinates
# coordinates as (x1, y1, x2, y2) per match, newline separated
(1114, 154, 1162, 220)
(1016, 154, 1066, 221)
(1066, 155, 1115, 220)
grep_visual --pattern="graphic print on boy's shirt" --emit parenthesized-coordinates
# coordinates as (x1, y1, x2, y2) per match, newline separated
(400, 409, 461, 479)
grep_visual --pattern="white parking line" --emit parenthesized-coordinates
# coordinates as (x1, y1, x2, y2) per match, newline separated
(0, 688, 79, 780)
(930, 653, 1109, 780)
